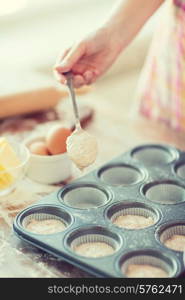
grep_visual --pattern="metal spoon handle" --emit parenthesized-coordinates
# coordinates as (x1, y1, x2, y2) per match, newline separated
(64, 72, 81, 128)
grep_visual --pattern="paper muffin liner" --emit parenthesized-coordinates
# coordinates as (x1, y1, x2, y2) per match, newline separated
(21, 205, 73, 235)
(144, 181, 185, 204)
(69, 230, 120, 258)
(98, 164, 144, 186)
(22, 213, 66, 228)
(110, 205, 157, 229)
(120, 253, 175, 278)
(131, 145, 176, 166)
(159, 224, 185, 252)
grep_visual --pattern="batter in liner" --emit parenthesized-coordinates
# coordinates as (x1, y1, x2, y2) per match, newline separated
(73, 241, 115, 258)
(164, 234, 185, 252)
(125, 264, 168, 278)
(26, 218, 66, 234)
(113, 214, 154, 229)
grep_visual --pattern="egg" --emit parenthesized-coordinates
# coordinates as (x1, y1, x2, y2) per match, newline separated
(29, 141, 49, 156)
(46, 126, 72, 155)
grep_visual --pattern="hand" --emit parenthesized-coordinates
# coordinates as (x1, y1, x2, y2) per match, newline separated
(54, 27, 123, 88)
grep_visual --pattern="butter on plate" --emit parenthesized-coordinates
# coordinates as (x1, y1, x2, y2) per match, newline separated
(0, 137, 21, 189)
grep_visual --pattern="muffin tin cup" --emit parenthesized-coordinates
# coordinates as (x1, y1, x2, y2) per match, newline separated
(117, 249, 179, 278)
(174, 162, 185, 180)
(16, 204, 73, 235)
(142, 180, 185, 205)
(65, 226, 122, 259)
(158, 222, 185, 252)
(131, 144, 179, 166)
(97, 163, 146, 187)
(58, 182, 112, 210)
(13, 143, 185, 277)
(22, 213, 67, 234)
(106, 201, 160, 230)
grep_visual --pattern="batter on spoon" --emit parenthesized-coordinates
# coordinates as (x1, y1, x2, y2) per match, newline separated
(66, 124, 98, 170)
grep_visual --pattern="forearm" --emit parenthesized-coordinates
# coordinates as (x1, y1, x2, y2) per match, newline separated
(103, 0, 164, 48)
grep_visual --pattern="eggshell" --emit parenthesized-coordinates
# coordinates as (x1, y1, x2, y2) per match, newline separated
(46, 126, 72, 155)
(29, 141, 49, 156)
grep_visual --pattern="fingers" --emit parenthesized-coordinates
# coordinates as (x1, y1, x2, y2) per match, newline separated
(53, 69, 67, 84)
(72, 70, 99, 88)
(54, 68, 85, 88)
(55, 48, 70, 65)
(59, 48, 70, 62)
(73, 75, 85, 88)
(54, 70, 99, 88)
(83, 70, 93, 84)
(83, 69, 100, 85)
(53, 43, 86, 87)
(54, 42, 85, 73)
(53, 42, 100, 88)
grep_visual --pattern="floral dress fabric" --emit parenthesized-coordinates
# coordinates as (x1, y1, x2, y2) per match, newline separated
(137, 0, 185, 131)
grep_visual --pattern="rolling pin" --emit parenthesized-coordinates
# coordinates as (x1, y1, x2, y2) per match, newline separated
(0, 70, 92, 119)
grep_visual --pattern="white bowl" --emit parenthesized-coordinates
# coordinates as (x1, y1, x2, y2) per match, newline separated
(24, 135, 72, 184)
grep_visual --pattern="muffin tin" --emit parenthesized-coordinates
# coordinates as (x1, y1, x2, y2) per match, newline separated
(13, 143, 185, 277)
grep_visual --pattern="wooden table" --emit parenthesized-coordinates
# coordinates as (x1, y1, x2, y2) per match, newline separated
(1, 71, 185, 278)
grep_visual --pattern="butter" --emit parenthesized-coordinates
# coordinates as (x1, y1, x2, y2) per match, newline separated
(0, 137, 21, 189)
(0, 164, 14, 189)
(0, 137, 21, 168)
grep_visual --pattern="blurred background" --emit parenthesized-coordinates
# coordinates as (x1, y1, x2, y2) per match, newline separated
(1, 0, 158, 71)
(0, 0, 162, 119)
(4, 0, 182, 169)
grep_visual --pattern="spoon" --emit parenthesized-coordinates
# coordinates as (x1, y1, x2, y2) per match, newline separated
(64, 72, 98, 171)
(64, 72, 81, 130)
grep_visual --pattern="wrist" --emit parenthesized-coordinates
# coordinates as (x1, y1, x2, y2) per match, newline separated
(100, 21, 125, 52)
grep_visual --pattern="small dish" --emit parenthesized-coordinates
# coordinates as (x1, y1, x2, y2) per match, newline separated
(24, 135, 72, 184)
